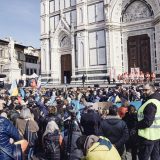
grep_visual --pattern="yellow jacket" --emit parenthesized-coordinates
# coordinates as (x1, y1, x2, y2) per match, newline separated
(82, 137, 121, 160)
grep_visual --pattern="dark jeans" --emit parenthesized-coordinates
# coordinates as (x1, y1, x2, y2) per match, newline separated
(138, 141, 160, 160)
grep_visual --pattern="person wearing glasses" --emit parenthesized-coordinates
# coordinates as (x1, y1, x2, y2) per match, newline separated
(137, 83, 160, 160)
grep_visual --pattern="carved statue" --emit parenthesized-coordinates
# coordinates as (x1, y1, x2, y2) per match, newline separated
(8, 37, 16, 62)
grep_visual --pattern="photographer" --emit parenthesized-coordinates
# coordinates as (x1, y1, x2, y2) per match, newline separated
(63, 109, 83, 160)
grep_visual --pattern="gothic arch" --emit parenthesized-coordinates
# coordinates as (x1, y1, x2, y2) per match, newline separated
(122, 0, 154, 23)
(109, 0, 158, 23)
(59, 34, 71, 48)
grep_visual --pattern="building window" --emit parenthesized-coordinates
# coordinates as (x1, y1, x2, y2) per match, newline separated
(55, 0, 60, 11)
(71, 0, 76, 6)
(30, 69, 33, 75)
(50, 1, 55, 13)
(88, 2, 104, 24)
(34, 69, 37, 74)
(89, 30, 106, 66)
(64, 10, 77, 26)
(26, 69, 29, 75)
(65, 0, 70, 8)
(50, 15, 60, 32)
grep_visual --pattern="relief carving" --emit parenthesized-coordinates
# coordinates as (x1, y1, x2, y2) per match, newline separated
(123, 1, 152, 22)
(60, 36, 71, 48)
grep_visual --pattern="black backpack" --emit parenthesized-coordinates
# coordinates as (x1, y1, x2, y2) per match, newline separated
(43, 131, 60, 153)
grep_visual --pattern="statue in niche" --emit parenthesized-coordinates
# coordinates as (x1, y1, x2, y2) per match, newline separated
(8, 37, 16, 63)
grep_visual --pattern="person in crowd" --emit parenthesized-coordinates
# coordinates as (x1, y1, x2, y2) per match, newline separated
(16, 107, 39, 159)
(123, 105, 138, 160)
(118, 101, 129, 118)
(100, 105, 129, 159)
(81, 107, 101, 136)
(63, 116, 83, 160)
(145, 72, 150, 82)
(0, 116, 21, 160)
(137, 83, 160, 160)
(42, 120, 61, 160)
(150, 72, 156, 83)
(44, 106, 63, 131)
(139, 71, 144, 84)
(76, 135, 121, 160)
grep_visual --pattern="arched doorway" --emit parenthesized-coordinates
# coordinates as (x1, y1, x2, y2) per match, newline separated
(61, 54, 72, 84)
(127, 34, 151, 73)
(59, 33, 72, 84)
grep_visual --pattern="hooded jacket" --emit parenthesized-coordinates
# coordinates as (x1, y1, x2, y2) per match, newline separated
(83, 136, 121, 160)
(100, 115, 129, 155)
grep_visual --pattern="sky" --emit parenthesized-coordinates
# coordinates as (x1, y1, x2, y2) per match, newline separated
(0, 0, 40, 48)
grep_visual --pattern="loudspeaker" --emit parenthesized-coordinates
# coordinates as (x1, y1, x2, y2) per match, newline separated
(94, 84, 99, 88)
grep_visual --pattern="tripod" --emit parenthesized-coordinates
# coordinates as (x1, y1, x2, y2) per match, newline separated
(65, 114, 83, 160)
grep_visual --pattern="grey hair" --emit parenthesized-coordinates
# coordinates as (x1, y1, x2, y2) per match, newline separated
(20, 107, 32, 119)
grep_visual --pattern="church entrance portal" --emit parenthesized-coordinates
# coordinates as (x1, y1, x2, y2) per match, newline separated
(61, 54, 72, 84)
(127, 34, 151, 73)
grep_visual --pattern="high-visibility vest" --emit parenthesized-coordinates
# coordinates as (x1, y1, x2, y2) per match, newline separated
(138, 99, 160, 140)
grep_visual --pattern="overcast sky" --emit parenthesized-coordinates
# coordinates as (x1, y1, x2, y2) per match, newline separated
(0, 0, 40, 48)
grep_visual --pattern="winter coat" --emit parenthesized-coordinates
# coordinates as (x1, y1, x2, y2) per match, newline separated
(81, 110, 101, 136)
(16, 118, 39, 137)
(43, 131, 61, 160)
(0, 116, 20, 160)
(100, 116, 129, 155)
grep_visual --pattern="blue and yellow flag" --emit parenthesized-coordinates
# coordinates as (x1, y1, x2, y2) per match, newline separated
(9, 80, 19, 96)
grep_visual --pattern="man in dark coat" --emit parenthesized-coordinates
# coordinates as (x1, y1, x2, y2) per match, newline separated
(100, 105, 129, 158)
(81, 108, 101, 136)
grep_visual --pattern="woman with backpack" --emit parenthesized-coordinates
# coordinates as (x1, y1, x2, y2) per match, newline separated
(42, 120, 61, 160)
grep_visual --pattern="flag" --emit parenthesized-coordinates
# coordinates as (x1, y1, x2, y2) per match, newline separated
(9, 80, 19, 96)
(115, 95, 121, 103)
(37, 77, 41, 90)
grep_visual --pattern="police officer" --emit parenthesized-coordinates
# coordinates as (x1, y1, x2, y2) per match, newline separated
(137, 83, 160, 160)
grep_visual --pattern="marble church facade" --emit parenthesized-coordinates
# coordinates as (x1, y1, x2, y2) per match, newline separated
(40, 0, 160, 84)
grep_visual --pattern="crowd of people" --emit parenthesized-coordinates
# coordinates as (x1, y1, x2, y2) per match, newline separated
(117, 71, 156, 84)
(0, 81, 159, 160)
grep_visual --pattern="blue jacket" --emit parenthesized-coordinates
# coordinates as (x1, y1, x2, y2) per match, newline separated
(0, 117, 20, 160)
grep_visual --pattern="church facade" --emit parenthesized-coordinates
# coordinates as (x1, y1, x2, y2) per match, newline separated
(40, 0, 160, 84)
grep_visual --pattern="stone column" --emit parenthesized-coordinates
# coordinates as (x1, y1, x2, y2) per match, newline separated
(71, 32, 75, 77)
(155, 22, 160, 74)
(51, 36, 60, 84)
